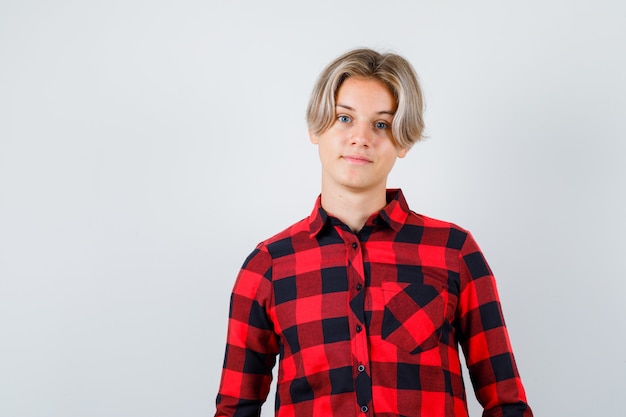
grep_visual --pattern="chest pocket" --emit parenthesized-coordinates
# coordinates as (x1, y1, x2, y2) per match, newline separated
(381, 279, 449, 354)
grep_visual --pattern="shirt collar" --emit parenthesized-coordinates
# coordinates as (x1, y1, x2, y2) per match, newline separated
(308, 188, 410, 237)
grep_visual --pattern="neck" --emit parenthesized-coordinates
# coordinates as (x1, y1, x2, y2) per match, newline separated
(320, 184, 388, 233)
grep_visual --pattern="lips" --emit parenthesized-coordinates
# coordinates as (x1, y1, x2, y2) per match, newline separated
(342, 155, 372, 165)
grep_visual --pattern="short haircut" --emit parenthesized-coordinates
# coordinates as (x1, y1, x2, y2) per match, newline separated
(306, 48, 425, 149)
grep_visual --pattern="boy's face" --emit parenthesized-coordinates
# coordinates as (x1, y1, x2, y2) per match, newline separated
(310, 76, 408, 196)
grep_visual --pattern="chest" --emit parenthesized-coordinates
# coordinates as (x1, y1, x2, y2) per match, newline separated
(268, 240, 461, 354)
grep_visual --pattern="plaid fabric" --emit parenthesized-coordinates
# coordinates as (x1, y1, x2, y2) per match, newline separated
(215, 189, 532, 417)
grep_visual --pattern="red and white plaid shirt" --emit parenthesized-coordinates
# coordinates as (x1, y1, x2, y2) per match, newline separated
(215, 189, 532, 417)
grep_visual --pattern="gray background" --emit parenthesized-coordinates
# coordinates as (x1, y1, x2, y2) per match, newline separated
(1, 1, 625, 416)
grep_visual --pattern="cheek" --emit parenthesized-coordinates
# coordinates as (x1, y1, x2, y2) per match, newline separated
(317, 142, 336, 163)
(320, 138, 340, 154)
(381, 153, 399, 171)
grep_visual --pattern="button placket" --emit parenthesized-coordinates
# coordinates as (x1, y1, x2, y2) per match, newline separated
(340, 231, 371, 415)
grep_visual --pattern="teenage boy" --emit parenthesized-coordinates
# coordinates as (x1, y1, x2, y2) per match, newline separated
(215, 48, 533, 417)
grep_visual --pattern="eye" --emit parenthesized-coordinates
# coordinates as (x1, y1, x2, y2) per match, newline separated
(374, 121, 389, 130)
(337, 115, 352, 123)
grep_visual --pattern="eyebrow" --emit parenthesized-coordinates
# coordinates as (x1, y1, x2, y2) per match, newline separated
(336, 103, 395, 116)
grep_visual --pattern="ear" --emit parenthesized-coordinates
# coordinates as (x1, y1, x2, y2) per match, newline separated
(308, 129, 319, 144)
(397, 146, 409, 158)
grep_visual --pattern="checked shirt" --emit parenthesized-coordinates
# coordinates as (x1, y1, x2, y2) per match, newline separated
(215, 189, 532, 417)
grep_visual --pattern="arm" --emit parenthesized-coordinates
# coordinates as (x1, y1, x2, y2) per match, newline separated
(456, 233, 533, 417)
(215, 245, 280, 417)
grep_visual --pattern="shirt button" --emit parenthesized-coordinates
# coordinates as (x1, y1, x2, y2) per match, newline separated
(356, 283, 362, 290)
(361, 405, 368, 413)
(357, 364, 365, 372)
(351, 242, 358, 249)
(356, 324, 362, 333)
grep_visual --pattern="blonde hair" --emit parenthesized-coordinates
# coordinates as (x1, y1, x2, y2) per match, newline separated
(306, 48, 425, 149)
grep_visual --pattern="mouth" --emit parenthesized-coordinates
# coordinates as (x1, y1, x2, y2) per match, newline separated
(342, 155, 372, 165)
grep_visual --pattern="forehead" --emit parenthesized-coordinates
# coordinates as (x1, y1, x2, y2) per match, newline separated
(335, 76, 396, 111)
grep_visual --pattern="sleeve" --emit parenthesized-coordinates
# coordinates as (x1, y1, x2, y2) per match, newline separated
(455, 232, 533, 417)
(215, 244, 280, 417)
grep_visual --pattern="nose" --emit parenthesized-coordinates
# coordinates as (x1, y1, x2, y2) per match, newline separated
(350, 121, 373, 147)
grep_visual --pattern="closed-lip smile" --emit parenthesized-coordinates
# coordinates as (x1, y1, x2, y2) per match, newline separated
(342, 154, 372, 165)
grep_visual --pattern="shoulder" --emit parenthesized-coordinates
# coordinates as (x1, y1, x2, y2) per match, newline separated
(404, 210, 474, 250)
(237, 217, 310, 279)
(409, 210, 467, 232)
(252, 216, 311, 258)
